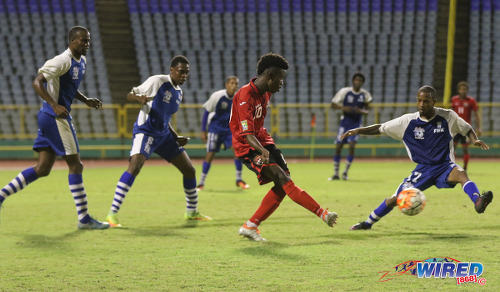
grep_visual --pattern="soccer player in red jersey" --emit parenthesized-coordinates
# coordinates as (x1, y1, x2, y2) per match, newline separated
(451, 81, 481, 170)
(230, 53, 338, 241)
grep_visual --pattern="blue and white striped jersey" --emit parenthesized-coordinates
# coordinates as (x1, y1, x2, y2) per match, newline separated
(38, 48, 86, 118)
(379, 108, 473, 165)
(203, 89, 232, 133)
(332, 87, 372, 125)
(131, 75, 183, 136)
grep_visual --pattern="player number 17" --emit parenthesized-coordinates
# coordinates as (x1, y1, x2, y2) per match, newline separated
(407, 171, 422, 183)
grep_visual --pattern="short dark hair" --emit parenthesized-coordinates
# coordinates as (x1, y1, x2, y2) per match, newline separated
(170, 55, 190, 68)
(352, 72, 365, 82)
(256, 53, 289, 75)
(457, 81, 469, 89)
(225, 75, 238, 84)
(417, 85, 437, 100)
(68, 26, 88, 42)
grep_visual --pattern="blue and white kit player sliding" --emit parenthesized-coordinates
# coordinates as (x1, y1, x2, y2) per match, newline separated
(197, 76, 249, 190)
(0, 26, 108, 229)
(106, 55, 211, 227)
(343, 86, 493, 230)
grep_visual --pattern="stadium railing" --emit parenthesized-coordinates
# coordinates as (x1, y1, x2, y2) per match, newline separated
(1, 103, 499, 158)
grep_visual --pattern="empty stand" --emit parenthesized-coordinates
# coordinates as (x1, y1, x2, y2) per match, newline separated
(0, 0, 115, 137)
(127, 0, 439, 135)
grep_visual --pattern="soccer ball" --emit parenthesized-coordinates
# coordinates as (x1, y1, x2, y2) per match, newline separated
(397, 188, 426, 216)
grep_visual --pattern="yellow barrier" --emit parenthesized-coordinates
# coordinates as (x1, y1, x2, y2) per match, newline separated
(1, 103, 499, 140)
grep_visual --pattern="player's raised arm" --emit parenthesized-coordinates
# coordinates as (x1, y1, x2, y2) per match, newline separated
(32, 73, 69, 118)
(340, 124, 382, 141)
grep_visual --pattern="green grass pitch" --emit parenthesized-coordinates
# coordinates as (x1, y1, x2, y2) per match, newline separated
(0, 160, 498, 291)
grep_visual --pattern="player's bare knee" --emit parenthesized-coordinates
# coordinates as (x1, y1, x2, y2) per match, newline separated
(274, 170, 290, 186)
(69, 161, 83, 174)
(128, 161, 143, 177)
(34, 165, 51, 177)
(182, 164, 196, 178)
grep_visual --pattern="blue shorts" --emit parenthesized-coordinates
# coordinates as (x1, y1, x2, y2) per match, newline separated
(206, 131, 232, 152)
(335, 122, 361, 144)
(392, 162, 458, 197)
(33, 112, 79, 156)
(130, 131, 184, 161)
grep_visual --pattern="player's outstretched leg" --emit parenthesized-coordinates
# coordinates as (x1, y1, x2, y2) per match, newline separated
(463, 181, 493, 213)
(0, 167, 38, 207)
(351, 198, 395, 230)
(234, 158, 249, 189)
(281, 180, 338, 227)
(475, 191, 493, 213)
(239, 186, 285, 241)
(106, 171, 136, 227)
(449, 168, 493, 214)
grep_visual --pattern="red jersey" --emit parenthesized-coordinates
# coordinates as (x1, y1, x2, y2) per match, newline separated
(229, 79, 275, 157)
(451, 95, 478, 123)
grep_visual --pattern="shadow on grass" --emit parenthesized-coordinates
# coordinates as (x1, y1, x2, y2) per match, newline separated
(164, 219, 240, 229)
(236, 237, 342, 261)
(237, 241, 305, 261)
(328, 231, 493, 243)
(125, 225, 181, 237)
(19, 230, 82, 249)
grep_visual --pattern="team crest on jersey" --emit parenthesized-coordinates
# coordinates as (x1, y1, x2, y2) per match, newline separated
(414, 127, 425, 140)
(72, 67, 79, 80)
(163, 91, 172, 103)
(241, 120, 248, 131)
(434, 122, 445, 133)
(221, 101, 228, 109)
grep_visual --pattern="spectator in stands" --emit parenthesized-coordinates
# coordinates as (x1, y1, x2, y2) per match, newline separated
(197, 76, 250, 191)
(0, 26, 109, 229)
(105, 55, 211, 227)
(329, 73, 372, 181)
(231, 53, 338, 241)
(451, 81, 481, 171)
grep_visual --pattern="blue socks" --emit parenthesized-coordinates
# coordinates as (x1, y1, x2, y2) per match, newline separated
(366, 200, 394, 225)
(184, 177, 198, 213)
(235, 159, 243, 181)
(68, 174, 90, 223)
(333, 154, 341, 176)
(199, 161, 211, 185)
(0, 167, 39, 204)
(463, 181, 480, 203)
(110, 171, 136, 213)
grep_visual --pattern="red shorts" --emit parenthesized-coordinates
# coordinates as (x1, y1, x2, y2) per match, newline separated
(238, 144, 290, 185)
